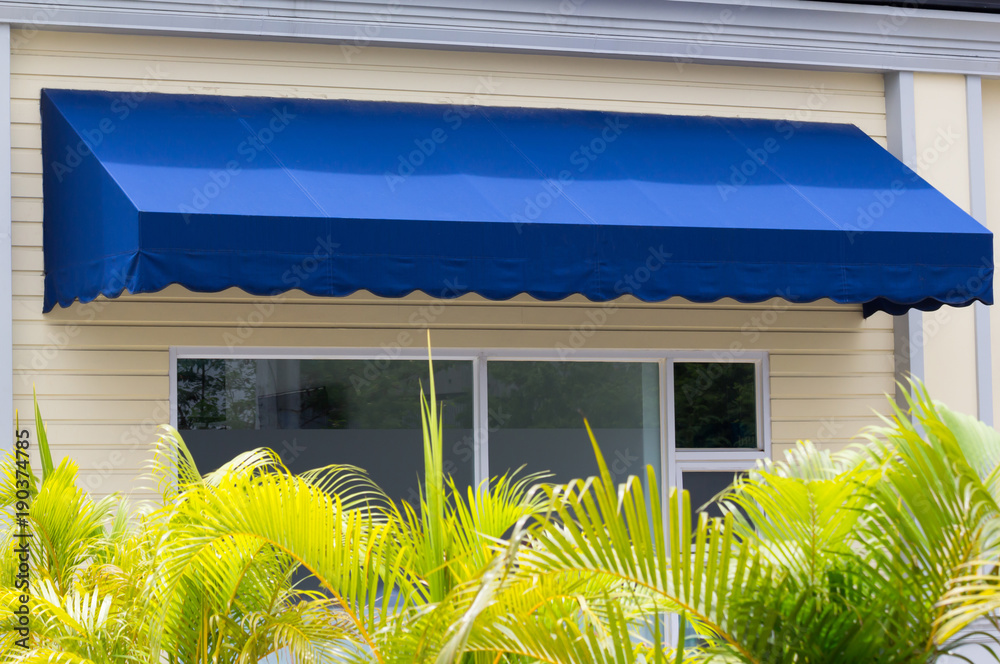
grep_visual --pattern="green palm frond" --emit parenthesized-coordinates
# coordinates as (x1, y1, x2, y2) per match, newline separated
(849, 385, 1000, 655)
(144, 424, 203, 501)
(146, 447, 412, 663)
(31, 389, 54, 483)
(504, 423, 763, 663)
(236, 599, 363, 663)
(6, 650, 98, 664)
(26, 460, 116, 593)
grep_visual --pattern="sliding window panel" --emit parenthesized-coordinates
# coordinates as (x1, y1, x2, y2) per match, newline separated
(177, 358, 475, 505)
(487, 361, 661, 486)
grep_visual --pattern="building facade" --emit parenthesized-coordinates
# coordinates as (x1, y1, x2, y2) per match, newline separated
(0, 0, 996, 540)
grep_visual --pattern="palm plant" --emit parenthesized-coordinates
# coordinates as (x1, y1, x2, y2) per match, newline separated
(463, 384, 1000, 663)
(0, 401, 150, 662)
(0, 358, 559, 663)
(5, 356, 1000, 664)
(145, 347, 561, 664)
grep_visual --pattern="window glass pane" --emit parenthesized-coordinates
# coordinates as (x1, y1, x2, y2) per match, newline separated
(487, 362, 660, 486)
(673, 362, 757, 449)
(681, 471, 746, 521)
(177, 358, 474, 505)
(676, 470, 748, 648)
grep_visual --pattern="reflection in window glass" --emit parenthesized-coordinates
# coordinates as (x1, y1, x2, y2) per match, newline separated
(674, 363, 757, 449)
(487, 362, 660, 486)
(177, 358, 474, 505)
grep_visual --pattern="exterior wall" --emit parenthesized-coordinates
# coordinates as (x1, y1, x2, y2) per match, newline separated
(11, 30, 894, 498)
(913, 73, 980, 417)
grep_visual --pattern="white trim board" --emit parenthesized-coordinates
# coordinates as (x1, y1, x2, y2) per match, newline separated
(3, 0, 1000, 75)
(0, 24, 11, 450)
(967, 75, 993, 426)
(885, 71, 925, 411)
(173, 346, 768, 363)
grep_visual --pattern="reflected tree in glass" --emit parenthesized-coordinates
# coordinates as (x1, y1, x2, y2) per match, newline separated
(674, 362, 757, 449)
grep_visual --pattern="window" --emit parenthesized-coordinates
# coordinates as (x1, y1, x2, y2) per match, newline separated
(674, 362, 757, 450)
(176, 357, 475, 505)
(172, 349, 768, 507)
(487, 361, 661, 486)
(174, 348, 766, 648)
(669, 358, 765, 522)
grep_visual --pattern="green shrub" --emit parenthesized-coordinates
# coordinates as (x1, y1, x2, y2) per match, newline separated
(2, 357, 1000, 663)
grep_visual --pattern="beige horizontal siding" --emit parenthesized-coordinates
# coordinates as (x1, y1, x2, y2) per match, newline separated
(11, 30, 894, 497)
(18, 297, 890, 331)
(11, 324, 893, 353)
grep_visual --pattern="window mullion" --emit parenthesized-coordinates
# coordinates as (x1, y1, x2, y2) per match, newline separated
(474, 353, 489, 486)
(664, 356, 676, 493)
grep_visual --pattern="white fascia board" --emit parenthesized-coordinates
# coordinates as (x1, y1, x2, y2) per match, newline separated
(2, 0, 1000, 75)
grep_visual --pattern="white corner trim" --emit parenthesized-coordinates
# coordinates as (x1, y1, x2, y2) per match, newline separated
(967, 75, 993, 426)
(0, 24, 11, 450)
(886, 72, 918, 169)
(2, 0, 1000, 75)
(885, 72, 924, 410)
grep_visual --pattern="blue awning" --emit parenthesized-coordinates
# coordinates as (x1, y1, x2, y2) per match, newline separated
(40, 89, 992, 316)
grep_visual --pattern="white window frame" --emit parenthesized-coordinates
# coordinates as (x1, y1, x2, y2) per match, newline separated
(170, 346, 771, 501)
